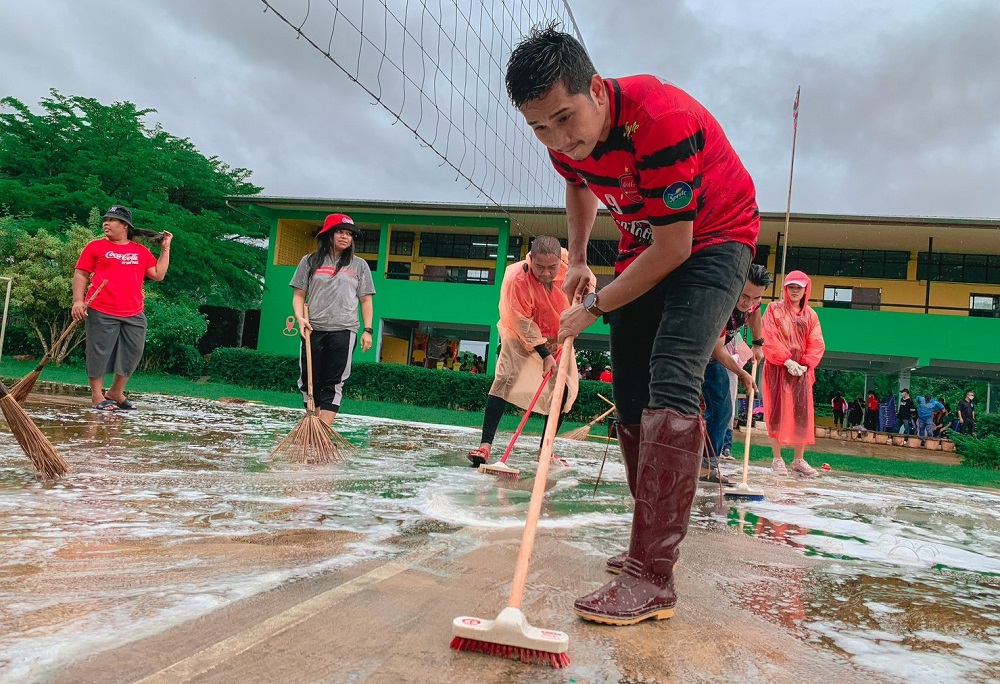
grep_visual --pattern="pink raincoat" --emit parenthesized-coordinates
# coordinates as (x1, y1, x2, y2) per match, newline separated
(761, 270, 825, 445)
(489, 250, 578, 414)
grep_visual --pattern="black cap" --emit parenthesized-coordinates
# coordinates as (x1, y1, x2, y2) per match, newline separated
(103, 205, 133, 228)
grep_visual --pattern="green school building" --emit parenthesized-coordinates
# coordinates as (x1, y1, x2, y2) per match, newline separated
(228, 196, 1000, 411)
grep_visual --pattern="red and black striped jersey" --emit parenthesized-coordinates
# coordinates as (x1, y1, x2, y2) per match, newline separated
(549, 75, 760, 274)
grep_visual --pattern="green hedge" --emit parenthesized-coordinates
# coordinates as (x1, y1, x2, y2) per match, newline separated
(205, 347, 614, 422)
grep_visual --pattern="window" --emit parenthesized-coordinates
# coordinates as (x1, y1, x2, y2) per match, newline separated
(506, 236, 523, 261)
(364, 258, 378, 273)
(420, 233, 501, 259)
(386, 261, 411, 280)
(444, 267, 494, 285)
(786, 247, 908, 279)
(355, 229, 381, 255)
(555, 238, 619, 267)
(389, 230, 414, 256)
(918, 252, 1000, 284)
(753, 244, 770, 267)
(823, 286, 853, 308)
(970, 294, 1000, 318)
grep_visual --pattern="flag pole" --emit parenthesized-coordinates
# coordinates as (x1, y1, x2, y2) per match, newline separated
(779, 86, 801, 280)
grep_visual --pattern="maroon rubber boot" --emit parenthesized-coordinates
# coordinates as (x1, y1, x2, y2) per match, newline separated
(605, 422, 640, 574)
(576, 408, 703, 625)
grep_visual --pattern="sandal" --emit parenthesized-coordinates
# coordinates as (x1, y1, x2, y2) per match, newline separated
(94, 399, 119, 412)
(467, 447, 490, 467)
(112, 398, 135, 411)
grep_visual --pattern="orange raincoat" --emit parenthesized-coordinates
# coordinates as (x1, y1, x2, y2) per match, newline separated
(489, 250, 578, 414)
(761, 270, 825, 445)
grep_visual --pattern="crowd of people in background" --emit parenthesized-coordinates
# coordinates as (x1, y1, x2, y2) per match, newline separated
(832, 386, 977, 441)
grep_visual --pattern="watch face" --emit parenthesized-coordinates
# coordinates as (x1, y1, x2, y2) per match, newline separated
(583, 292, 597, 309)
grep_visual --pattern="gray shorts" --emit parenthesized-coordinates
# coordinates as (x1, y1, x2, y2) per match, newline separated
(85, 309, 148, 378)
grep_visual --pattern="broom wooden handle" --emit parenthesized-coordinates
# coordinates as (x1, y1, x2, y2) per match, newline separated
(303, 304, 317, 414)
(584, 405, 616, 428)
(597, 393, 614, 408)
(37, 280, 108, 365)
(740, 360, 758, 487)
(498, 348, 562, 465)
(508, 337, 574, 610)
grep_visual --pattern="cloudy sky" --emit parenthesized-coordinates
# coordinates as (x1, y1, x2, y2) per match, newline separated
(3, 0, 999, 218)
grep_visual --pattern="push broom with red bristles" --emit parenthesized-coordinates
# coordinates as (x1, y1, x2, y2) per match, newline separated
(478, 368, 552, 480)
(452, 337, 574, 668)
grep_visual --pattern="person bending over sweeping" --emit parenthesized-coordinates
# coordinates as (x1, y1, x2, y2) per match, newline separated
(71, 205, 172, 411)
(290, 214, 375, 427)
(468, 235, 579, 466)
(506, 26, 759, 625)
(699, 264, 770, 486)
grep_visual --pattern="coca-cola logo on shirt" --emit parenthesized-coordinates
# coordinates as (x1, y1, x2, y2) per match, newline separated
(105, 250, 140, 265)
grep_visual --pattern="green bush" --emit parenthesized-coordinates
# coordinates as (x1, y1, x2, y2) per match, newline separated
(953, 432, 1000, 470)
(206, 347, 301, 391)
(161, 344, 205, 379)
(205, 347, 615, 421)
(141, 296, 208, 372)
(974, 413, 1000, 440)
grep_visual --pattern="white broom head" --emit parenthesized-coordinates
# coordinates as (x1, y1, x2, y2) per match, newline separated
(452, 607, 568, 654)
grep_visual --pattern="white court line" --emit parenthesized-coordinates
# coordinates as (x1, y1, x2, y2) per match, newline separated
(136, 546, 442, 683)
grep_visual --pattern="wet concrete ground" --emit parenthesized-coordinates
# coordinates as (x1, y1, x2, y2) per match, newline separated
(2, 393, 999, 683)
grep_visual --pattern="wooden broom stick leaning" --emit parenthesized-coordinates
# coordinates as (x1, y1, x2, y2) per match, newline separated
(561, 405, 616, 441)
(11, 279, 107, 403)
(0, 379, 70, 481)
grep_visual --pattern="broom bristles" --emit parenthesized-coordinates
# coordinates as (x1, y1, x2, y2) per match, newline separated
(450, 636, 570, 668)
(560, 424, 592, 441)
(0, 395, 70, 481)
(269, 413, 354, 464)
(9, 368, 43, 404)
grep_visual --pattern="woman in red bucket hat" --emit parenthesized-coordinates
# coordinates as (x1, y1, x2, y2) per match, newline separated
(289, 214, 374, 426)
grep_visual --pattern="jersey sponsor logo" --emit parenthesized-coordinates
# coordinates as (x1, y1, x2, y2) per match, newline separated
(315, 266, 357, 277)
(619, 169, 642, 203)
(663, 181, 693, 210)
(623, 121, 639, 139)
(105, 250, 140, 265)
(615, 218, 652, 243)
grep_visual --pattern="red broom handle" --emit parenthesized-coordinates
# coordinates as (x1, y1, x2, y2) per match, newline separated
(508, 337, 574, 610)
(497, 348, 563, 465)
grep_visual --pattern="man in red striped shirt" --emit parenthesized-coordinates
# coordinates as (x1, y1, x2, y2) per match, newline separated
(506, 25, 759, 626)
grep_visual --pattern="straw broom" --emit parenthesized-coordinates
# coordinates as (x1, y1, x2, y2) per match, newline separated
(560, 405, 616, 441)
(10, 280, 107, 404)
(451, 337, 575, 668)
(0, 379, 70, 481)
(269, 309, 354, 464)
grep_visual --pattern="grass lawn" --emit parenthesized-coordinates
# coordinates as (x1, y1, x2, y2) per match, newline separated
(3, 358, 998, 489)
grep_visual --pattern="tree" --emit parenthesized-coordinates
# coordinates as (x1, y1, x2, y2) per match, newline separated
(0, 90, 265, 311)
(0, 216, 94, 362)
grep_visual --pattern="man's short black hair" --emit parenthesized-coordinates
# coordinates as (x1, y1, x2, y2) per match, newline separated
(747, 264, 772, 289)
(505, 23, 596, 108)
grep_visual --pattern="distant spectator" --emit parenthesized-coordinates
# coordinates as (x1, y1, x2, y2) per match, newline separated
(957, 391, 976, 435)
(933, 402, 952, 438)
(916, 393, 944, 443)
(864, 391, 880, 432)
(896, 388, 916, 435)
(847, 396, 865, 429)
(599, 365, 613, 383)
(831, 392, 848, 429)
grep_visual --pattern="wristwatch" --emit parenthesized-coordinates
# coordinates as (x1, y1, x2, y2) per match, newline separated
(752, 338, 764, 346)
(582, 291, 606, 316)
(363, 327, 374, 334)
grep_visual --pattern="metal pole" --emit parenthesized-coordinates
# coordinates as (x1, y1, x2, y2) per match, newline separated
(924, 236, 933, 314)
(0, 277, 12, 364)
(780, 87, 801, 280)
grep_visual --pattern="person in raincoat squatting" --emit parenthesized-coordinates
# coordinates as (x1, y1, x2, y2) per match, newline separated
(761, 270, 826, 476)
(468, 235, 579, 466)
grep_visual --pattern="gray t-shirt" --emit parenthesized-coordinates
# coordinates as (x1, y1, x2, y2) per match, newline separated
(290, 254, 375, 332)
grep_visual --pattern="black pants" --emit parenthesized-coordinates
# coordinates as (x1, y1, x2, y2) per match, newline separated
(961, 420, 975, 435)
(609, 242, 753, 424)
(299, 329, 356, 413)
(833, 410, 845, 428)
(480, 393, 568, 449)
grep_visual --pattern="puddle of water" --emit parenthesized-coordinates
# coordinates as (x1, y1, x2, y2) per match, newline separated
(1, 392, 999, 682)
